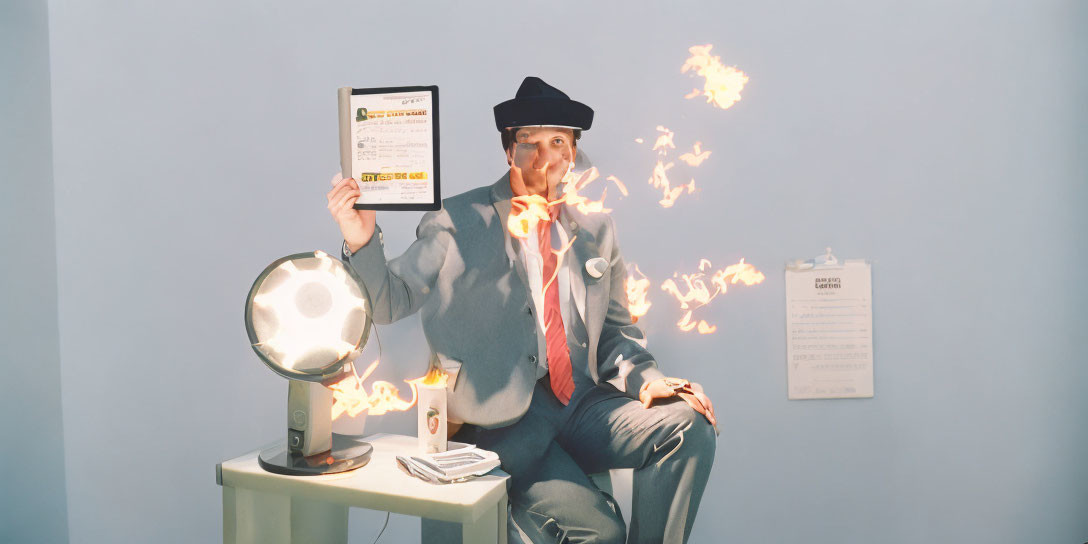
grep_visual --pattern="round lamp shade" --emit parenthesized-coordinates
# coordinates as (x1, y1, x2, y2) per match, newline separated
(244, 251, 372, 384)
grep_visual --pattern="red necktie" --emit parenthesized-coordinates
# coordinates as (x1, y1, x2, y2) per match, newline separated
(538, 206, 575, 405)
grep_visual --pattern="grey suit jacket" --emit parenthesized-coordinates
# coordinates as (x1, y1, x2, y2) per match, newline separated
(343, 171, 665, 428)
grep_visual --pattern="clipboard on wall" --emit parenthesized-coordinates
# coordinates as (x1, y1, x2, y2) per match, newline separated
(784, 248, 874, 400)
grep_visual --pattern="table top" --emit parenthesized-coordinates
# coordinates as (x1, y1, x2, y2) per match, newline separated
(217, 433, 509, 524)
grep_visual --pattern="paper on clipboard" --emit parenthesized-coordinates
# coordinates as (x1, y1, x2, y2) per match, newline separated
(337, 86, 441, 211)
(785, 249, 873, 399)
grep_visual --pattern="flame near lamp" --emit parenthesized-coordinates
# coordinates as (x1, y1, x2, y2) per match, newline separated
(244, 250, 374, 476)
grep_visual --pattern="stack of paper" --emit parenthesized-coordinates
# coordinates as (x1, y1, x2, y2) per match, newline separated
(395, 446, 500, 484)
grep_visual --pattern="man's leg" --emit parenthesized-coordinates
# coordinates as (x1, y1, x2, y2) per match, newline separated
(508, 440, 626, 544)
(558, 383, 717, 544)
(453, 380, 626, 543)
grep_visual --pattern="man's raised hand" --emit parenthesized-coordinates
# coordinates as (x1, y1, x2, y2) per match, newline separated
(326, 173, 376, 253)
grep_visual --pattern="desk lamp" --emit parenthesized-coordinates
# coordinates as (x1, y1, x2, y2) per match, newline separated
(244, 250, 374, 476)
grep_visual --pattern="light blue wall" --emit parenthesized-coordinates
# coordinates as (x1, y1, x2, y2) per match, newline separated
(0, 1, 70, 543)
(37, 0, 1087, 542)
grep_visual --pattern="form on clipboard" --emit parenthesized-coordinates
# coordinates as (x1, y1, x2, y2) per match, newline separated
(785, 248, 873, 400)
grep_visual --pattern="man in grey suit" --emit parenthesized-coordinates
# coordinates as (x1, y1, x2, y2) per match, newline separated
(326, 77, 717, 543)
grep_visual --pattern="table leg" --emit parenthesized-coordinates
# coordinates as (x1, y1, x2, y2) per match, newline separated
(290, 495, 348, 543)
(462, 494, 505, 544)
(222, 486, 347, 544)
(496, 494, 508, 544)
(420, 495, 507, 544)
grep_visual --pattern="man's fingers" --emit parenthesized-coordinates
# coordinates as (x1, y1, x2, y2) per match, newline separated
(327, 182, 356, 207)
(692, 391, 717, 427)
(326, 177, 355, 199)
(326, 175, 348, 195)
(330, 173, 344, 187)
(336, 190, 359, 211)
(677, 392, 706, 417)
(326, 179, 352, 201)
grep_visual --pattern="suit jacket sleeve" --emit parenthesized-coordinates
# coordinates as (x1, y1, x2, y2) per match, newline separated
(342, 208, 453, 325)
(595, 215, 666, 398)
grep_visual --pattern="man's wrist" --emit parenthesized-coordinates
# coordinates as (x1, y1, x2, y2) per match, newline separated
(343, 228, 382, 258)
(641, 377, 693, 396)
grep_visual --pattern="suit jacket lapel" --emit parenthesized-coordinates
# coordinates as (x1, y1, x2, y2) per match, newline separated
(490, 172, 530, 291)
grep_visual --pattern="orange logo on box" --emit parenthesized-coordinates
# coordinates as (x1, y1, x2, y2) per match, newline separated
(427, 408, 440, 435)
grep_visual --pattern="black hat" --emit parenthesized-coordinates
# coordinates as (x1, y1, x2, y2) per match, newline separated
(493, 76, 594, 132)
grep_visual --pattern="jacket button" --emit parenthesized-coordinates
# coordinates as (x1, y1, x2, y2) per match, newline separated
(528, 354, 537, 364)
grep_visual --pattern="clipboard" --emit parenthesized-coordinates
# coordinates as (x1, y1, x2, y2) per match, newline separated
(785, 248, 874, 400)
(337, 85, 441, 211)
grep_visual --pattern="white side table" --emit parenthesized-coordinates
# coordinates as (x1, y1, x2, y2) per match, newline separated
(217, 433, 509, 544)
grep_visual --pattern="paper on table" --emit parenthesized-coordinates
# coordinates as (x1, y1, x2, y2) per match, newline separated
(785, 258, 873, 399)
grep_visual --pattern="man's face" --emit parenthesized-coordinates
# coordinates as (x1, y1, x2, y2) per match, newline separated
(506, 126, 576, 192)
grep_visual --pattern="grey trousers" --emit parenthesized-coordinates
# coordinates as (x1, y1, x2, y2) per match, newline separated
(452, 378, 716, 544)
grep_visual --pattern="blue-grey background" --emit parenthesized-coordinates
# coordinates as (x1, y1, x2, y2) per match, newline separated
(3, 0, 1085, 542)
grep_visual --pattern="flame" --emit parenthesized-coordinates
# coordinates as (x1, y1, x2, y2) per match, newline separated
(329, 358, 421, 420)
(652, 125, 676, 155)
(710, 258, 766, 290)
(504, 181, 581, 296)
(507, 194, 554, 240)
(660, 258, 764, 334)
(559, 167, 615, 215)
(679, 142, 712, 167)
(648, 160, 674, 193)
(544, 234, 577, 293)
(625, 264, 652, 322)
(406, 365, 450, 388)
(634, 138, 644, 144)
(606, 175, 629, 197)
(645, 126, 699, 208)
(648, 160, 695, 208)
(682, 44, 748, 110)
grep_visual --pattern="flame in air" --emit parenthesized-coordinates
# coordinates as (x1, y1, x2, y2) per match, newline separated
(329, 359, 451, 420)
(648, 158, 696, 209)
(561, 167, 613, 215)
(652, 125, 676, 155)
(660, 258, 765, 334)
(682, 44, 748, 110)
(640, 126, 703, 208)
(625, 264, 652, 322)
(679, 142, 712, 167)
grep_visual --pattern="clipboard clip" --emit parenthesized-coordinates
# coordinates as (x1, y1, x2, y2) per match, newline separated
(790, 247, 843, 270)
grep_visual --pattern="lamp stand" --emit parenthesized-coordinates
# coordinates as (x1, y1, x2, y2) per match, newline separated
(258, 380, 372, 476)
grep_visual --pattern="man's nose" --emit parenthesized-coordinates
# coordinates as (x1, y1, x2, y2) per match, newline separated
(532, 148, 562, 170)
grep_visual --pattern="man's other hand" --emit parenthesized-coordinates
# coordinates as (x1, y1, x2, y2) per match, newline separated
(639, 378, 718, 433)
(327, 173, 376, 253)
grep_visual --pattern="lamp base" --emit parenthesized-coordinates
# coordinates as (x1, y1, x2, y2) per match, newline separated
(258, 433, 373, 476)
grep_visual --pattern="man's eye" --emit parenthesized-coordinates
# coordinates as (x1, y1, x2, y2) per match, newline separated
(553, 138, 564, 145)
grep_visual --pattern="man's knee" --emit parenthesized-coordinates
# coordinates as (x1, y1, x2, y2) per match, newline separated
(658, 400, 717, 459)
(514, 504, 626, 544)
